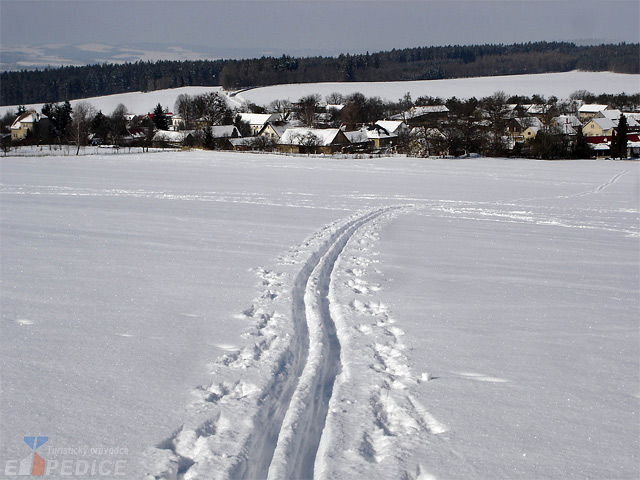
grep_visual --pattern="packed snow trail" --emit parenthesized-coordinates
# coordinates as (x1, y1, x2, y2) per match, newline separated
(264, 208, 394, 479)
(148, 207, 402, 480)
(231, 207, 394, 479)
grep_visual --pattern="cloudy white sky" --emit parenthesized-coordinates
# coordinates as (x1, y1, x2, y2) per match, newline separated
(1, 0, 639, 68)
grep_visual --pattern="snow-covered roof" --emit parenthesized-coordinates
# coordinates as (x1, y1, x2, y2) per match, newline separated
(408, 105, 449, 117)
(237, 113, 281, 126)
(595, 109, 640, 127)
(229, 137, 254, 147)
(153, 130, 193, 142)
(11, 111, 47, 129)
(526, 104, 548, 115)
(578, 104, 609, 114)
(364, 125, 394, 140)
(587, 117, 616, 131)
(278, 128, 347, 146)
(554, 115, 582, 127)
(210, 125, 240, 138)
(344, 130, 369, 144)
(260, 121, 291, 138)
(514, 117, 543, 128)
(326, 104, 345, 112)
(390, 105, 449, 121)
(596, 109, 622, 120)
(375, 120, 407, 135)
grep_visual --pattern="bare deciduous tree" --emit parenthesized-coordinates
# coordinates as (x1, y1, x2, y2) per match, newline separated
(296, 95, 320, 127)
(71, 101, 95, 155)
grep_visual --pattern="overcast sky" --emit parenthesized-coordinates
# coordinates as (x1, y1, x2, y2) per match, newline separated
(2, 0, 639, 56)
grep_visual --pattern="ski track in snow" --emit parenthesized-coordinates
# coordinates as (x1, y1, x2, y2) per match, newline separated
(145, 205, 431, 480)
(138, 167, 636, 479)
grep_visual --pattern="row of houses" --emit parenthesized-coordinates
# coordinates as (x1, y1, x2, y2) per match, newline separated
(9, 101, 640, 157)
(152, 120, 408, 154)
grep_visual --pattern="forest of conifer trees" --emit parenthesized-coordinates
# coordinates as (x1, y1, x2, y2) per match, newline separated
(1, 42, 638, 106)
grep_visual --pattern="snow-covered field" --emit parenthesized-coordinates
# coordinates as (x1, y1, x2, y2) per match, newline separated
(1, 152, 638, 479)
(1, 71, 639, 117)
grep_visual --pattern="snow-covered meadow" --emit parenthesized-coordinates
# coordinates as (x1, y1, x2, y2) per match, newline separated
(1, 151, 638, 479)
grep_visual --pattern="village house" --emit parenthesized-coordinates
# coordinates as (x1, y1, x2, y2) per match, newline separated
(208, 125, 242, 149)
(522, 104, 551, 120)
(10, 111, 51, 141)
(229, 137, 255, 151)
(343, 129, 370, 152)
(152, 130, 195, 148)
(523, 126, 541, 140)
(362, 124, 397, 150)
(552, 116, 580, 136)
(257, 120, 292, 142)
(506, 117, 543, 141)
(277, 127, 350, 154)
(390, 105, 449, 127)
(237, 113, 283, 135)
(170, 114, 185, 131)
(578, 104, 610, 123)
(593, 109, 640, 129)
(375, 120, 409, 137)
(582, 117, 617, 138)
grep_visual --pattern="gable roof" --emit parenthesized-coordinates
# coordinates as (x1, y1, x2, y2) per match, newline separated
(585, 117, 616, 131)
(237, 113, 281, 126)
(578, 104, 609, 114)
(375, 120, 407, 135)
(595, 109, 640, 127)
(554, 115, 582, 127)
(344, 130, 369, 144)
(278, 128, 348, 146)
(259, 121, 291, 138)
(514, 117, 543, 129)
(363, 124, 394, 139)
(11, 111, 47, 129)
(390, 105, 449, 121)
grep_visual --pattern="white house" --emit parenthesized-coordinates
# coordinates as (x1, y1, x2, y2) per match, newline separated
(237, 113, 283, 135)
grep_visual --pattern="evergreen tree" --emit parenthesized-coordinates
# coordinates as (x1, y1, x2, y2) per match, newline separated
(42, 101, 72, 144)
(152, 103, 168, 130)
(613, 113, 628, 159)
(233, 115, 251, 137)
(90, 111, 111, 144)
(572, 128, 591, 159)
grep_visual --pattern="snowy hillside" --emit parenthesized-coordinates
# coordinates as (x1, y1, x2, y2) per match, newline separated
(1, 71, 638, 117)
(1, 152, 638, 479)
(233, 71, 640, 108)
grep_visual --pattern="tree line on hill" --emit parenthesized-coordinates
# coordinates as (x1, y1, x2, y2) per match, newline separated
(2, 42, 638, 106)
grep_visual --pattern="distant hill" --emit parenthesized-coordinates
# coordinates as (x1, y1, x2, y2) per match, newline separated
(2, 42, 638, 106)
(3, 72, 638, 119)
